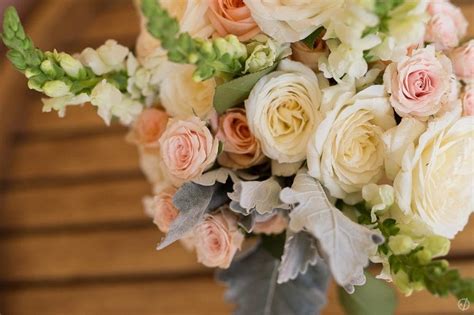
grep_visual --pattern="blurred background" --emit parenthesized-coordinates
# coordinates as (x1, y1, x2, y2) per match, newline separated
(0, 0, 472, 314)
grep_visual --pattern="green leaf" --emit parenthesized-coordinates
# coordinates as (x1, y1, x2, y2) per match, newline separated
(213, 63, 277, 114)
(302, 27, 324, 49)
(338, 272, 398, 315)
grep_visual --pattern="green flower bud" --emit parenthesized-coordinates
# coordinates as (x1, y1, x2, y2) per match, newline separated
(415, 249, 432, 265)
(421, 236, 450, 258)
(27, 78, 43, 92)
(25, 67, 41, 79)
(42, 80, 71, 98)
(389, 235, 416, 255)
(244, 35, 290, 73)
(226, 35, 247, 60)
(393, 270, 413, 296)
(40, 60, 57, 77)
(57, 52, 84, 79)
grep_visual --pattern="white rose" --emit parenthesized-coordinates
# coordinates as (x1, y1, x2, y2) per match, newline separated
(393, 108, 474, 239)
(79, 40, 129, 75)
(157, 63, 215, 119)
(307, 85, 396, 203)
(245, 59, 323, 163)
(244, 0, 343, 43)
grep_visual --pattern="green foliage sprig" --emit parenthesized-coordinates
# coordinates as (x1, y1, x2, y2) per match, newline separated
(1, 7, 128, 97)
(354, 201, 474, 300)
(140, 0, 247, 81)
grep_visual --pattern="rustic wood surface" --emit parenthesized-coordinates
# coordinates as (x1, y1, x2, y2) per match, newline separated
(0, 1, 472, 314)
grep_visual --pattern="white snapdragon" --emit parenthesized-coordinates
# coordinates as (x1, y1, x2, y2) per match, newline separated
(126, 53, 159, 106)
(79, 40, 129, 75)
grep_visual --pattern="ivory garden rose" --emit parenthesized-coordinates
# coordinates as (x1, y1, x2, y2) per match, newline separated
(392, 108, 474, 239)
(159, 117, 219, 182)
(307, 85, 396, 203)
(245, 60, 323, 163)
(217, 108, 266, 169)
(462, 85, 474, 116)
(207, 0, 260, 41)
(244, 0, 343, 43)
(384, 46, 453, 120)
(194, 211, 244, 268)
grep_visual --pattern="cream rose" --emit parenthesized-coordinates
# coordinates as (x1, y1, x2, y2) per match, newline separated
(157, 63, 216, 119)
(144, 186, 179, 233)
(245, 60, 323, 163)
(449, 40, 474, 83)
(425, 0, 468, 51)
(307, 85, 396, 202)
(207, 0, 261, 41)
(127, 108, 169, 149)
(216, 108, 267, 169)
(244, 0, 343, 43)
(160, 117, 219, 182)
(393, 108, 474, 238)
(194, 211, 244, 268)
(384, 46, 453, 120)
(462, 85, 474, 116)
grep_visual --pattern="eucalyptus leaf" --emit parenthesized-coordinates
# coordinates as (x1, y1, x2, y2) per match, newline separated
(338, 272, 397, 315)
(280, 169, 384, 293)
(217, 244, 330, 315)
(213, 64, 278, 114)
(157, 182, 228, 249)
(278, 231, 321, 284)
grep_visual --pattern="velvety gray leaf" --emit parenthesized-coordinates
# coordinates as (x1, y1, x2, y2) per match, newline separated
(278, 231, 321, 284)
(280, 169, 383, 293)
(338, 272, 397, 315)
(237, 212, 256, 233)
(193, 168, 238, 186)
(213, 64, 278, 114)
(217, 245, 330, 315)
(157, 182, 227, 250)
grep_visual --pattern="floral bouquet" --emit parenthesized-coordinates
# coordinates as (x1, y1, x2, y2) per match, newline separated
(1, 0, 473, 314)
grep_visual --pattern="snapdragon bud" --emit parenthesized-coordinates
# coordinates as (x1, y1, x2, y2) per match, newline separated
(392, 270, 414, 296)
(57, 52, 84, 79)
(422, 236, 450, 258)
(42, 80, 71, 98)
(388, 235, 416, 255)
(415, 249, 432, 265)
(40, 59, 57, 77)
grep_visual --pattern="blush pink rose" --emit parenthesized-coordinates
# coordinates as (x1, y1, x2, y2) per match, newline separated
(449, 40, 474, 83)
(160, 117, 219, 181)
(194, 211, 244, 268)
(129, 108, 169, 149)
(425, 0, 468, 51)
(462, 85, 474, 116)
(216, 108, 266, 169)
(207, 0, 260, 41)
(253, 213, 288, 235)
(145, 186, 179, 233)
(384, 46, 453, 119)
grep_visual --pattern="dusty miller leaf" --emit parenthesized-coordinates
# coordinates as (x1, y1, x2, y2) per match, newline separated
(228, 177, 288, 215)
(338, 272, 397, 315)
(280, 169, 383, 293)
(217, 244, 330, 315)
(193, 168, 238, 186)
(213, 64, 278, 114)
(157, 182, 228, 249)
(278, 231, 321, 284)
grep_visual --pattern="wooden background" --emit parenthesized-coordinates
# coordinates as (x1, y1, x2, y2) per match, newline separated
(0, 1, 472, 314)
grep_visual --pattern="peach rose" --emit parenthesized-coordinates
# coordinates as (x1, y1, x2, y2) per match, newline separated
(144, 186, 179, 233)
(216, 108, 266, 169)
(425, 0, 468, 51)
(194, 211, 244, 268)
(128, 108, 169, 149)
(384, 46, 453, 119)
(207, 0, 260, 41)
(462, 85, 474, 116)
(253, 213, 288, 235)
(449, 40, 474, 83)
(291, 39, 327, 71)
(160, 117, 219, 181)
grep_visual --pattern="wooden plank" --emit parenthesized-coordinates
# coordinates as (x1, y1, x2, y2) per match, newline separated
(5, 132, 139, 181)
(0, 178, 149, 230)
(0, 262, 472, 315)
(0, 226, 204, 283)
